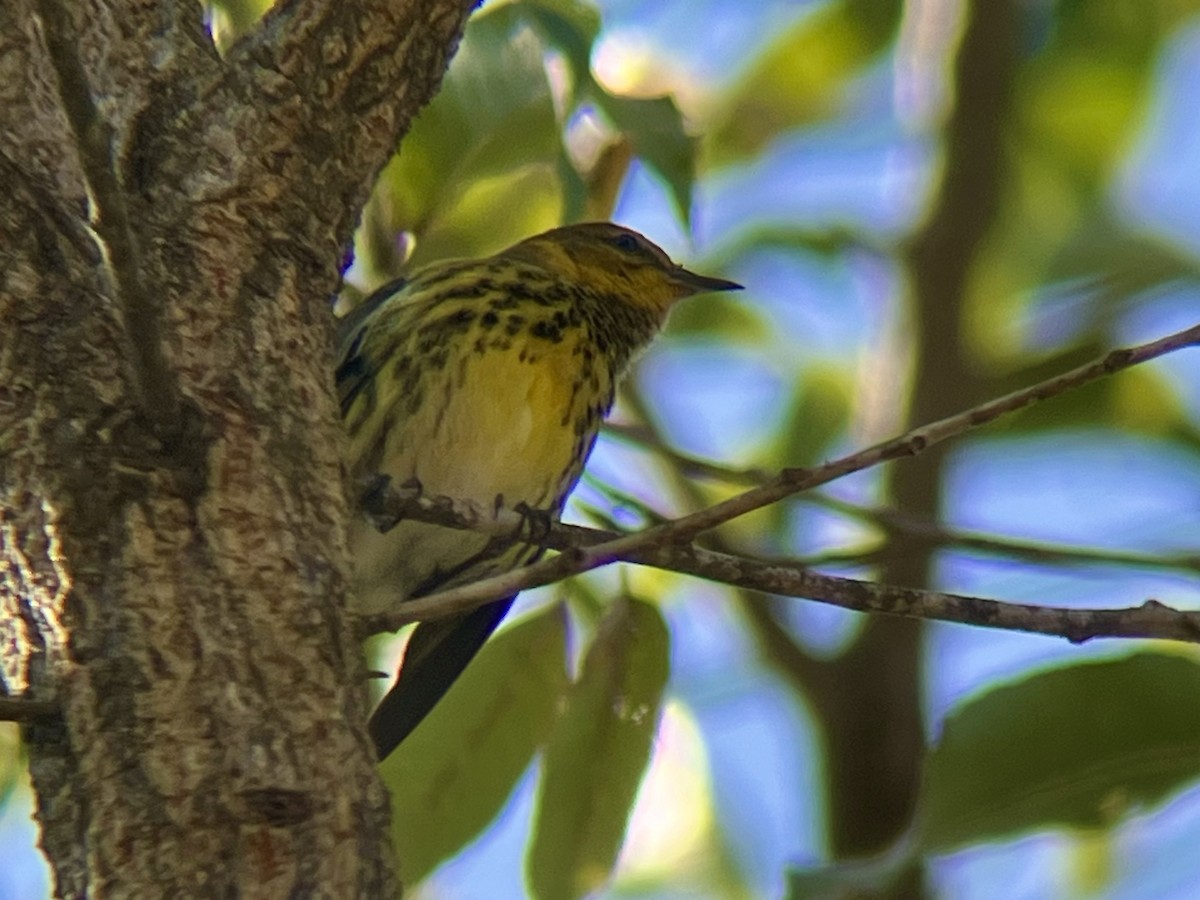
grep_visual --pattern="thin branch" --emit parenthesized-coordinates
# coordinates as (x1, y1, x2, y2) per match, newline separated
(605, 425, 1200, 575)
(579, 472, 671, 526)
(635, 322, 1200, 544)
(0, 697, 59, 723)
(603, 421, 768, 486)
(359, 323, 1200, 628)
(610, 385, 843, 698)
(654, 546, 1200, 645)
(735, 590, 840, 695)
(813, 495, 1200, 575)
(34, 0, 182, 436)
(613, 389, 843, 694)
(356, 481, 1200, 645)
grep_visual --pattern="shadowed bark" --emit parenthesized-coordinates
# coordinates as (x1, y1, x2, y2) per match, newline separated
(0, 0, 476, 894)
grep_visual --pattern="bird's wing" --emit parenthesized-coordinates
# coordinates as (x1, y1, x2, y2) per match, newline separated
(367, 597, 515, 760)
(335, 276, 409, 417)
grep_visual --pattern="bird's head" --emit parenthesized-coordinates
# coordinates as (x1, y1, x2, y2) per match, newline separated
(497, 222, 741, 319)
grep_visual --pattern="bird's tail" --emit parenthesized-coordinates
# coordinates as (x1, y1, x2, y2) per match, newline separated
(369, 597, 514, 760)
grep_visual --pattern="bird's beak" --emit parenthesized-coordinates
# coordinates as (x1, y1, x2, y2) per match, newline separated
(671, 266, 743, 297)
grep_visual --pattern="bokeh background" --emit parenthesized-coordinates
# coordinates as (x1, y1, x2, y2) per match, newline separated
(4, 0, 1200, 897)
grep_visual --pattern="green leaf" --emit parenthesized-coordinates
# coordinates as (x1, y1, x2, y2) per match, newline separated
(1023, 56, 1145, 182)
(518, 0, 697, 222)
(708, 0, 903, 165)
(774, 365, 853, 468)
(372, 4, 559, 257)
(594, 92, 697, 225)
(666, 291, 769, 343)
(527, 597, 670, 900)
(1018, 0, 1199, 188)
(518, 0, 602, 90)
(1047, 213, 1200, 301)
(920, 652, 1200, 852)
(0, 724, 22, 812)
(406, 164, 565, 268)
(786, 849, 914, 900)
(205, 0, 272, 44)
(383, 606, 568, 887)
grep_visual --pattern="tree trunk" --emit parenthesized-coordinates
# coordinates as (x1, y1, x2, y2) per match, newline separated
(0, 1, 475, 894)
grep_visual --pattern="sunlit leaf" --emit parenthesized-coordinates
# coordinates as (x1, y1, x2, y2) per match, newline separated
(367, 4, 559, 271)
(1023, 57, 1144, 182)
(204, 0, 273, 45)
(1068, 828, 1118, 897)
(1112, 365, 1186, 432)
(920, 653, 1200, 852)
(1020, 0, 1198, 187)
(667, 291, 769, 343)
(518, 0, 697, 221)
(774, 365, 854, 468)
(786, 850, 914, 900)
(708, 0, 903, 166)
(519, 0, 602, 90)
(527, 597, 670, 900)
(594, 92, 696, 225)
(0, 724, 21, 812)
(383, 606, 568, 887)
(409, 165, 564, 267)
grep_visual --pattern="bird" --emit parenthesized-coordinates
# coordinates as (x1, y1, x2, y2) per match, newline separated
(336, 221, 741, 760)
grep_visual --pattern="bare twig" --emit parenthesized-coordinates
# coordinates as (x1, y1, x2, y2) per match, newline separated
(814, 495, 1200, 574)
(359, 323, 1200, 628)
(34, 0, 182, 435)
(357, 482, 1200, 645)
(0, 697, 59, 723)
(606, 425, 1200, 574)
(603, 421, 768, 485)
(631, 322, 1200, 544)
(607, 387, 840, 695)
(651, 546, 1200, 645)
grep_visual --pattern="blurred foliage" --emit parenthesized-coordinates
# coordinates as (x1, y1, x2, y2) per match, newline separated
(342, 1, 1200, 897)
(381, 605, 568, 885)
(707, 0, 904, 165)
(528, 596, 669, 900)
(788, 654, 1200, 893)
(921, 653, 1200, 850)
(9, 1, 1200, 898)
(353, 0, 699, 285)
(967, 0, 1200, 370)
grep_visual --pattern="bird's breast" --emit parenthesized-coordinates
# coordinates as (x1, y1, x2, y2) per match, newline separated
(346, 318, 614, 612)
(408, 328, 609, 504)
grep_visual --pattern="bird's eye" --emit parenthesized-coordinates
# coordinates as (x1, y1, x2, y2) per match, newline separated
(611, 233, 641, 254)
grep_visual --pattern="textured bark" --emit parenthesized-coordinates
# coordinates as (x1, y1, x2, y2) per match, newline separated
(0, 0, 476, 895)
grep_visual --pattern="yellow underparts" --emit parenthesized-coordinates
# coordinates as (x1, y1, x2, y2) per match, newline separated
(347, 326, 610, 615)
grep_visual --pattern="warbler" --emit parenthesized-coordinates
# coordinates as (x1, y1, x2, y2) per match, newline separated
(337, 222, 741, 760)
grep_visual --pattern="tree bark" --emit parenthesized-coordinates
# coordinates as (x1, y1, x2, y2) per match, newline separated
(0, 0, 476, 894)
